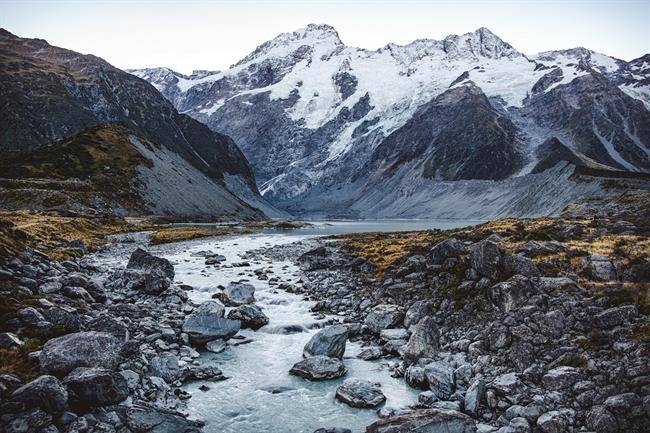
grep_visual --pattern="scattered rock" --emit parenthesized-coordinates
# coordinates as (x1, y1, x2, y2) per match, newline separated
(335, 378, 386, 408)
(39, 332, 123, 376)
(366, 408, 477, 433)
(364, 304, 404, 334)
(227, 304, 269, 330)
(11, 375, 68, 414)
(303, 325, 348, 359)
(63, 367, 128, 409)
(289, 356, 347, 381)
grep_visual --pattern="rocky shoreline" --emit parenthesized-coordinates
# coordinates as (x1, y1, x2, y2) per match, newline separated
(1, 193, 648, 433)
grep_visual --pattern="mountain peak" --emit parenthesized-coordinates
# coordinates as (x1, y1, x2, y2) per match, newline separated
(441, 27, 522, 60)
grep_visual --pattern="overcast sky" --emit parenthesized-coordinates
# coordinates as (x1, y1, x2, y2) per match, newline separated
(1, 0, 648, 74)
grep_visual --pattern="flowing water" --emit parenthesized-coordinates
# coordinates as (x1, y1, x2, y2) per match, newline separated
(93, 219, 479, 433)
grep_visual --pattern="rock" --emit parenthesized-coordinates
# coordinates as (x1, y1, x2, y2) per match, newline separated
(604, 392, 639, 414)
(289, 356, 347, 381)
(364, 304, 404, 334)
(217, 282, 255, 306)
(298, 247, 332, 271)
(464, 378, 486, 416)
(500, 253, 540, 277)
(4, 409, 53, 433)
(490, 373, 522, 395)
(125, 408, 202, 433)
(0, 332, 24, 350)
(357, 346, 383, 360)
(541, 366, 582, 391)
(17, 307, 47, 325)
(62, 286, 95, 303)
(63, 367, 128, 409)
(86, 314, 128, 339)
(148, 353, 180, 383)
(335, 378, 386, 408)
(594, 305, 637, 328)
(488, 276, 535, 312)
(143, 269, 171, 295)
(380, 328, 410, 341)
(424, 361, 455, 400)
(303, 325, 348, 359)
(405, 366, 429, 390)
(313, 429, 352, 433)
(469, 239, 503, 279)
(42, 306, 81, 332)
(127, 248, 175, 280)
(11, 375, 68, 414)
(582, 254, 617, 281)
(586, 406, 618, 433)
(430, 238, 466, 265)
(404, 300, 432, 328)
(536, 409, 574, 433)
(366, 408, 477, 433)
(226, 304, 269, 330)
(182, 300, 240, 344)
(403, 317, 440, 366)
(205, 340, 227, 353)
(39, 332, 123, 376)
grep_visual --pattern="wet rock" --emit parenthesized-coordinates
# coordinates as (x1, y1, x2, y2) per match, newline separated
(430, 238, 466, 265)
(182, 300, 240, 344)
(357, 346, 383, 360)
(289, 356, 347, 381)
(0, 332, 24, 350)
(148, 353, 180, 383)
(227, 304, 269, 330)
(403, 317, 439, 366)
(366, 408, 477, 433)
(364, 304, 404, 334)
(470, 239, 503, 279)
(335, 378, 386, 408)
(488, 276, 535, 312)
(216, 282, 255, 306)
(405, 366, 429, 390)
(127, 248, 175, 280)
(63, 367, 128, 409)
(424, 361, 455, 400)
(303, 325, 348, 359)
(39, 332, 123, 376)
(205, 339, 227, 353)
(11, 375, 68, 414)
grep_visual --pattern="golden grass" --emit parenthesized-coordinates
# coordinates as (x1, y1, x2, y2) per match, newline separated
(149, 226, 225, 245)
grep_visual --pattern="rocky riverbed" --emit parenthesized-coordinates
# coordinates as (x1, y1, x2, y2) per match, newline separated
(0, 194, 648, 433)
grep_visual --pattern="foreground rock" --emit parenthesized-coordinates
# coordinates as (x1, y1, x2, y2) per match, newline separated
(127, 248, 175, 280)
(366, 408, 477, 433)
(227, 304, 269, 330)
(289, 356, 347, 381)
(39, 331, 123, 376)
(10, 375, 68, 414)
(403, 317, 439, 365)
(182, 300, 240, 344)
(215, 282, 255, 306)
(364, 304, 404, 334)
(335, 378, 386, 408)
(303, 325, 349, 359)
(63, 367, 128, 409)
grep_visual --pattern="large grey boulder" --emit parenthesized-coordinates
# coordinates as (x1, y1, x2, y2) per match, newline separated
(424, 361, 455, 400)
(143, 269, 172, 295)
(536, 409, 574, 433)
(216, 282, 255, 306)
(500, 253, 540, 278)
(469, 240, 503, 279)
(148, 353, 180, 383)
(289, 356, 347, 381)
(125, 408, 202, 433)
(63, 367, 128, 409)
(582, 254, 617, 281)
(39, 331, 123, 376)
(430, 238, 466, 265)
(335, 378, 386, 408)
(127, 248, 175, 280)
(11, 375, 68, 414)
(541, 366, 583, 391)
(404, 300, 432, 328)
(488, 275, 535, 312)
(403, 317, 439, 366)
(586, 406, 618, 433)
(303, 325, 348, 359)
(405, 366, 429, 390)
(182, 300, 240, 344)
(464, 378, 485, 416)
(364, 304, 404, 334)
(227, 304, 269, 330)
(366, 408, 477, 433)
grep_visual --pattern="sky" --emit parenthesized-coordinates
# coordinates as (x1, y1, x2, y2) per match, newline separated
(1, 0, 649, 74)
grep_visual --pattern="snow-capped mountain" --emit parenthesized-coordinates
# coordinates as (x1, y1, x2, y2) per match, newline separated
(131, 24, 650, 218)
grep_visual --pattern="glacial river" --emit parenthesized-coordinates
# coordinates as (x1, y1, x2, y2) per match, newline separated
(94, 220, 479, 433)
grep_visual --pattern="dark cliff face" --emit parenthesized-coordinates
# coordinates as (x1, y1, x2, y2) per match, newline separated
(0, 29, 257, 192)
(370, 83, 522, 181)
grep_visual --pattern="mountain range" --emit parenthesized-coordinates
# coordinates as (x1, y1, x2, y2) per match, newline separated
(131, 24, 650, 218)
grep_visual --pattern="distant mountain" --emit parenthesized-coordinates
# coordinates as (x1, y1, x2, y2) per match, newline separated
(0, 28, 283, 219)
(130, 24, 649, 218)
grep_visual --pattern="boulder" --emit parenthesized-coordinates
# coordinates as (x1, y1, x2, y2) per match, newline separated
(205, 340, 227, 353)
(127, 248, 175, 280)
(500, 253, 540, 278)
(125, 408, 202, 433)
(403, 317, 439, 365)
(182, 300, 240, 344)
(216, 282, 255, 306)
(430, 238, 466, 265)
(62, 286, 95, 303)
(11, 375, 68, 414)
(469, 240, 503, 279)
(536, 409, 574, 433)
(0, 332, 24, 350)
(289, 356, 347, 381)
(582, 254, 617, 281)
(39, 332, 123, 376)
(298, 247, 332, 271)
(424, 361, 455, 400)
(148, 353, 180, 383)
(464, 378, 486, 416)
(594, 305, 637, 328)
(335, 378, 386, 408)
(404, 300, 432, 328)
(405, 366, 429, 390)
(63, 367, 128, 409)
(541, 366, 582, 391)
(586, 406, 618, 433)
(488, 275, 535, 312)
(227, 304, 269, 330)
(303, 325, 348, 359)
(143, 269, 171, 295)
(364, 304, 404, 334)
(366, 408, 477, 433)
(357, 346, 383, 361)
